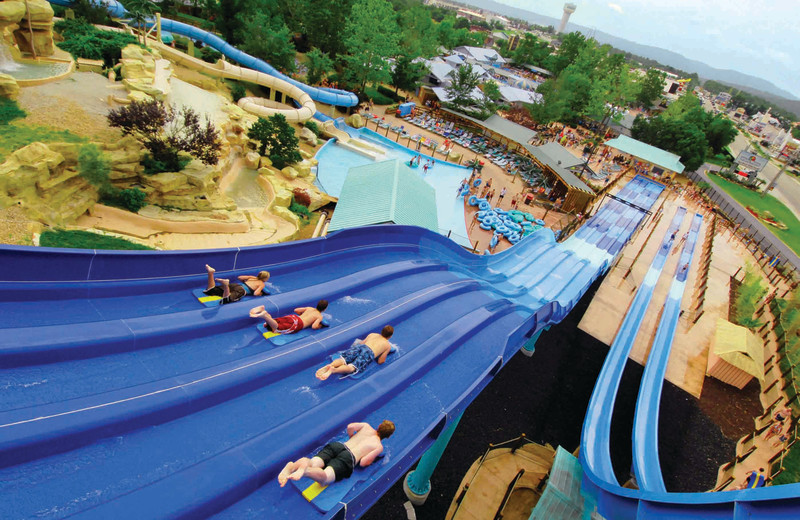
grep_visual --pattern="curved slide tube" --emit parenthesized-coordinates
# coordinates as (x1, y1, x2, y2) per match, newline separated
(155, 43, 316, 122)
(157, 18, 359, 108)
(0, 177, 661, 519)
(633, 212, 703, 492)
(581, 206, 687, 486)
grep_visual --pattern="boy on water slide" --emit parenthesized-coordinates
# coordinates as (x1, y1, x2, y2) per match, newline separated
(315, 326, 394, 380)
(278, 420, 395, 486)
(204, 264, 270, 304)
(250, 300, 329, 334)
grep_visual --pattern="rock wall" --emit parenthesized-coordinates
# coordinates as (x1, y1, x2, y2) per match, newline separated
(0, 142, 98, 225)
(1, 0, 55, 57)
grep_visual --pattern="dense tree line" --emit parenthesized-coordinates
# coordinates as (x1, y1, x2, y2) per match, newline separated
(631, 94, 737, 171)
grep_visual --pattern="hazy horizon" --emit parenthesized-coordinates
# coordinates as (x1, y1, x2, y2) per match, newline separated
(490, 0, 799, 99)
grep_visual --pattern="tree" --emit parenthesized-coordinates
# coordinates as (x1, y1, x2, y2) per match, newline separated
(454, 17, 470, 30)
(445, 63, 482, 108)
(479, 79, 502, 115)
(247, 114, 301, 169)
(391, 54, 428, 94)
(107, 99, 222, 173)
(305, 48, 333, 85)
(705, 116, 737, 154)
(635, 68, 666, 107)
(235, 8, 296, 73)
(792, 127, 800, 140)
(545, 31, 586, 76)
(511, 33, 551, 67)
(298, 0, 354, 57)
(398, 5, 439, 59)
(125, 0, 159, 45)
(339, 0, 399, 91)
(631, 115, 708, 171)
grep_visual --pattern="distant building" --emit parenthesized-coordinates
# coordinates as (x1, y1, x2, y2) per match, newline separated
(452, 46, 507, 67)
(714, 91, 733, 106)
(557, 3, 576, 34)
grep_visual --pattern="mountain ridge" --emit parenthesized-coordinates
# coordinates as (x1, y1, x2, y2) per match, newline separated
(461, 0, 800, 107)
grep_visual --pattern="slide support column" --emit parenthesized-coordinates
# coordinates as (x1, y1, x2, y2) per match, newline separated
(404, 413, 463, 505)
(521, 329, 543, 357)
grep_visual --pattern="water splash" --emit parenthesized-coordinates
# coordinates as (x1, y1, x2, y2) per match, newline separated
(0, 43, 21, 72)
(340, 295, 373, 305)
(0, 378, 48, 390)
(292, 385, 320, 405)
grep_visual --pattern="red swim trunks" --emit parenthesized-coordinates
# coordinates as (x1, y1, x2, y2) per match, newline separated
(272, 314, 304, 334)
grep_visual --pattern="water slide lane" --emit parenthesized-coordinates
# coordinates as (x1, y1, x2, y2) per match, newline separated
(0, 177, 663, 518)
(581, 206, 687, 486)
(633, 212, 703, 492)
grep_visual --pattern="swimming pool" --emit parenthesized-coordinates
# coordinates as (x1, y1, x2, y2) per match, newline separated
(315, 127, 472, 247)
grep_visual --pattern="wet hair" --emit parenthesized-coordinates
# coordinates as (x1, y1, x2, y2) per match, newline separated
(316, 300, 328, 311)
(377, 420, 395, 440)
(381, 325, 394, 338)
(257, 271, 270, 281)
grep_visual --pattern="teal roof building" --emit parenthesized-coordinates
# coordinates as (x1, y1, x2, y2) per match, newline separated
(328, 159, 439, 234)
(604, 135, 686, 174)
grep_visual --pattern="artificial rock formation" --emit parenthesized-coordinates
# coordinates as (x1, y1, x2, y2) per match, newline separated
(139, 160, 236, 211)
(5, 0, 54, 56)
(0, 71, 19, 98)
(0, 142, 98, 225)
(119, 44, 172, 101)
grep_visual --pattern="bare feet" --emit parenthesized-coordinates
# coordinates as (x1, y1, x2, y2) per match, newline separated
(216, 278, 229, 286)
(315, 365, 332, 381)
(250, 305, 266, 318)
(278, 459, 309, 487)
(205, 264, 215, 274)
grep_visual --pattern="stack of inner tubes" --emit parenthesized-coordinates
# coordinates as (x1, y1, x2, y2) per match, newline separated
(468, 195, 544, 247)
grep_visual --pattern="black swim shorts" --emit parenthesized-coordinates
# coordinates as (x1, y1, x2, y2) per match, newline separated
(315, 442, 355, 481)
(203, 283, 246, 304)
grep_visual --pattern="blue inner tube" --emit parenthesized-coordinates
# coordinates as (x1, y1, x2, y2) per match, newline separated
(473, 179, 482, 187)
(478, 201, 490, 211)
(468, 195, 479, 206)
(479, 222, 493, 231)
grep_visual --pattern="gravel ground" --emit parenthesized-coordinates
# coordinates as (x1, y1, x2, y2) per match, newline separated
(17, 72, 122, 142)
(362, 277, 737, 519)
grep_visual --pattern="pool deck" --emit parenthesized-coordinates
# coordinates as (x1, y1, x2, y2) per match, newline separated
(374, 109, 571, 253)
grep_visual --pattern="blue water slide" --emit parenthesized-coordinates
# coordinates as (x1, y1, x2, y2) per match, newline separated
(0, 177, 661, 519)
(633, 212, 703, 492)
(581, 206, 687, 486)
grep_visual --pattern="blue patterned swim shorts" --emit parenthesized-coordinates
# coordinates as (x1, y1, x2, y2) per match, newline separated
(341, 342, 375, 374)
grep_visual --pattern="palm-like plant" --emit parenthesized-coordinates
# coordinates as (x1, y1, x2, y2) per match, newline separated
(125, 0, 159, 45)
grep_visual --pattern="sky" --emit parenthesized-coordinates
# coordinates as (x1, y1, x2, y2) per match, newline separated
(494, 0, 800, 98)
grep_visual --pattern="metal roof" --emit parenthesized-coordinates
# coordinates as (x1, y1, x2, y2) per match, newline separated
(439, 109, 538, 148)
(453, 46, 507, 64)
(520, 143, 594, 194)
(328, 159, 439, 233)
(604, 134, 686, 174)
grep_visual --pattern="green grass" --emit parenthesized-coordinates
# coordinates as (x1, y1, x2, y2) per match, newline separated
(707, 172, 800, 256)
(0, 98, 27, 125)
(0, 123, 86, 162)
(40, 229, 153, 250)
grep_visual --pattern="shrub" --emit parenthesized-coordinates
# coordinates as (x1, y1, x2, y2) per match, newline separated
(247, 114, 301, 169)
(289, 198, 311, 220)
(363, 87, 393, 105)
(0, 98, 26, 125)
(40, 229, 153, 250)
(200, 46, 222, 64)
(377, 84, 402, 102)
(229, 81, 247, 103)
(303, 120, 320, 137)
(55, 19, 140, 67)
(108, 99, 222, 174)
(78, 144, 112, 194)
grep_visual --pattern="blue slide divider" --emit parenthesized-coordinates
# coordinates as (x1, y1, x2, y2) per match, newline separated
(633, 211, 703, 492)
(0, 176, 662, 519)
(581, 206, 687, 486)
